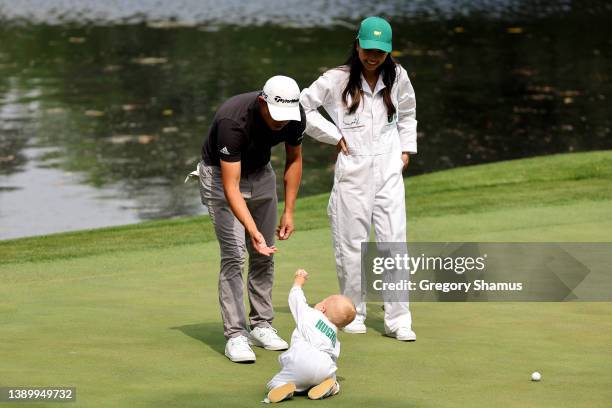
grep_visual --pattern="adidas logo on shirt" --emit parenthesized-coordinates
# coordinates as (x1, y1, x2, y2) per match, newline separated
(220, 146, 230, 155)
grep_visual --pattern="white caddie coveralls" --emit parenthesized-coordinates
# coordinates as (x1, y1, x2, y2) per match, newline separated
(267, 287, 339, 392)
(300, 65, 417, 332)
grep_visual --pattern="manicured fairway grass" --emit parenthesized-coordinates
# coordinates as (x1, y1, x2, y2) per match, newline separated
(1, 151, 612, 407)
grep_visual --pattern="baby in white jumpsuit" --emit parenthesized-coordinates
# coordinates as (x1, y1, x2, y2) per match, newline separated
(265, 269, 356, 403)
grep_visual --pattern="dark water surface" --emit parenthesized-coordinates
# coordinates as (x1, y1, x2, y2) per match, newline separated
(0, 1, 611, 239)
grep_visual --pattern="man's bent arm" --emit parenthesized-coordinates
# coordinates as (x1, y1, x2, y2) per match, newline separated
(277, 144, 302, 240)
(283, 144, 302, 215)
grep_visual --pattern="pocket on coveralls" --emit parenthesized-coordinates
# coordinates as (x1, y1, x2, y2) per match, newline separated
(334, 152, 348, 183)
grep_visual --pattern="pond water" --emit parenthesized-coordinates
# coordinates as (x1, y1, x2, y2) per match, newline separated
(0, 1, 611, 239)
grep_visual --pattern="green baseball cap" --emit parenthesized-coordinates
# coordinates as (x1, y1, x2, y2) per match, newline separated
(357, 16, 392, 53)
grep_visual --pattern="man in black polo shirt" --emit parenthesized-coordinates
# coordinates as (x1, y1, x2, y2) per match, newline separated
(199, 75, 304, 363)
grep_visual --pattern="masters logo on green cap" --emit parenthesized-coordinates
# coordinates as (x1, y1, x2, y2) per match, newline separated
(357, 16, 392, 53)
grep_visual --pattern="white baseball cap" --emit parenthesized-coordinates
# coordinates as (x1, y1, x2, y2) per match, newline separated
(262, 75, 301, 121)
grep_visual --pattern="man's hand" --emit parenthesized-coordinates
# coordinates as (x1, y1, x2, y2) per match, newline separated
(277, 212, 294, 240)
(401, 152, 410, 171)
(294, 269, 308, 287)
(336, 137, 348, 155)
(250, 231, 277, 256)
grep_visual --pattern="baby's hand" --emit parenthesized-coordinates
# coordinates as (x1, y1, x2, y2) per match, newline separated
(294, 269, 308, 287)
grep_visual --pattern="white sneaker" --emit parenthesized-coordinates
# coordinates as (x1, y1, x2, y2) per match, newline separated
(249, 326, 289, 351)
(342, 319, 367, 334)
(308, 378, 340, 400)
(225, 335, 256, 362)
(267, 383, 296, 403)
(386, 327, 416, 342)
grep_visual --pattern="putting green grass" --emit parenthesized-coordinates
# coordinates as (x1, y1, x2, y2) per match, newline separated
(1, 151, 612, 407)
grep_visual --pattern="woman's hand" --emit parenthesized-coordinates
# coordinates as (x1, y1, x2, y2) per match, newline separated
(336, 137, 348, 155)
(401, 152, 410, 171)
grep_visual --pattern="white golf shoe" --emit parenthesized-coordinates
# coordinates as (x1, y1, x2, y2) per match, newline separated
(266, 383, 296, 403)
(308, 378, 340, 400)
(386, 327, 416, 342)
(342, 319, 367, 334)
(248, 326, 289, 351)
(225, 335, 256, 363)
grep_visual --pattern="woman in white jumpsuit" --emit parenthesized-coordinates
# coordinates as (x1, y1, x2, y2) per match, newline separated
(300, 16, 417, 341)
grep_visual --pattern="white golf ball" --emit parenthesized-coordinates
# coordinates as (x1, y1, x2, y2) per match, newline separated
(531, 371, 541, 381)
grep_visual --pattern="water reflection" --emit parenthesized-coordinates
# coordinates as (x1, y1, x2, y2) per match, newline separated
(0, 1, 611, 239)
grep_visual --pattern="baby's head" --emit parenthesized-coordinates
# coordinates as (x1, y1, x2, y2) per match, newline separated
(314, 295, 356, 328)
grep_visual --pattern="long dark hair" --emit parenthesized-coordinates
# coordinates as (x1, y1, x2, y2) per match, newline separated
(341, 39, 397, 122)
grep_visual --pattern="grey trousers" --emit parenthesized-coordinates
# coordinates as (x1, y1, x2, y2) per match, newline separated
(199, 161, 278, 339)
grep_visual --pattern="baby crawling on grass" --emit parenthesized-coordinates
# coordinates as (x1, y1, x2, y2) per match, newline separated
(265, 269, 356, 403)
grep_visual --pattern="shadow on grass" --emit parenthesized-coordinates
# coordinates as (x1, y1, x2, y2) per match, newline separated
(364, 303, 387, 337)
(171, 322, 226, 357)
(170, 304, 292, 358)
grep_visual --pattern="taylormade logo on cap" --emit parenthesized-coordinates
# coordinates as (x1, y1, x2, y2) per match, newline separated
(273, 95, 299, 104)
(262, 75, 301, 122)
